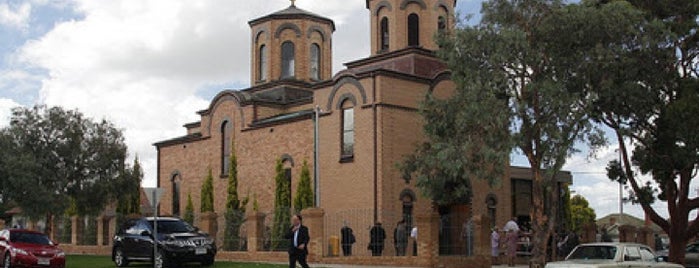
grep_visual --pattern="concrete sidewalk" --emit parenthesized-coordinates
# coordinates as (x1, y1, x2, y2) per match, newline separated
(308, 264, 528, 268)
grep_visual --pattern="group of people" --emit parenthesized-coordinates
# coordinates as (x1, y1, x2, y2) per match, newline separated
(364, 221, 418, 257)
(491, 218, 525, 267)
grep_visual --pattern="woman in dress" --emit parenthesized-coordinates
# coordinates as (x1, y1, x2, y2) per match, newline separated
(506, 229, 519, 267)
(491, 227, 500, 265)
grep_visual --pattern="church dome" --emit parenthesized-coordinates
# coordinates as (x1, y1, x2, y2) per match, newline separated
(248, 2, 335, 85)
(249, 4, 335, 31)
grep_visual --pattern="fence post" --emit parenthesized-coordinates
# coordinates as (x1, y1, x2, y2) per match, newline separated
(416, 211, 440, 267)
(245, 212, 265, 253)
(96, 216, 105, 246)
(301, 208, 325, 262)
(71, 216, 82, 245)
(108, 216, 117, 247)
(198, 212, 219, 246)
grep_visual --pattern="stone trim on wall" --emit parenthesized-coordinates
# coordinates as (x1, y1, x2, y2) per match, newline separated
(399, 0, 427, 10)
(274, 22, 303, 38)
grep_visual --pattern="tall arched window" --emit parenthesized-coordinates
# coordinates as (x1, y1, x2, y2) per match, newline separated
(221, 121, 232, 176)
(259, 45, 268, 81)
(310, 43, 321, 80)
(408, 13, 420, 47)
(172, 174, 182, 216)
(380, 17, 389, 51)
(438, 16, 446, 32)
(281, 41, 295, 78)
(341, 101, 355, 159)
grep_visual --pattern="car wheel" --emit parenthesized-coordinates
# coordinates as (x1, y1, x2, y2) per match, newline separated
(113, 247, 129, 267)
(3, 254, 11, 268)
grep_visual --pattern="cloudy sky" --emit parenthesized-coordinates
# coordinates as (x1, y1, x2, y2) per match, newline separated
(0, 0, 690, 221)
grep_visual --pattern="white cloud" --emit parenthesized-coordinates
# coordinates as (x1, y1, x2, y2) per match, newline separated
(15, 0, 369, 186)
(0, 2, 31, 29)
(0, 98, 22, 127)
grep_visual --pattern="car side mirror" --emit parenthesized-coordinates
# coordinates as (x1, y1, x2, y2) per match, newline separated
(141, 230, 152, 237)
(52, 240, 59, 246)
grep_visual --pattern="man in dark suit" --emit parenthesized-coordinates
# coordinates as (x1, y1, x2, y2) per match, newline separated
(285, 214, 310, 268)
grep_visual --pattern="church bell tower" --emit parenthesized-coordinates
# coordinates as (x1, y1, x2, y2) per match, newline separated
(366, 0, 456, 55)
(249, 1, 335, 85)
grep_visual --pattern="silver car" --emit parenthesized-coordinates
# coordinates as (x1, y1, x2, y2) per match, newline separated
(545, 243, 683, 268)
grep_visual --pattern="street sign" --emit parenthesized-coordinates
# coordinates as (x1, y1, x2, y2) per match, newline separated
(143, 187, 164, 208)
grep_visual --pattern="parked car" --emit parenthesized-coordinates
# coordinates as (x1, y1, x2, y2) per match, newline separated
(112, 217, 216, 268)
(0, 229, 66, 268)
(545, 243, 683, 268)
(657, 242, 699, 268)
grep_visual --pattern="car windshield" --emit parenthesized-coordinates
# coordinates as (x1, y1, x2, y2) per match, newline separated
(567, 245, 617, 260)
(10, 232, 52, 245)
(148, 220, 195, 234)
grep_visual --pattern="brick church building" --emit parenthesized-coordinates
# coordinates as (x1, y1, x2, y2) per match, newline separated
(154, 0, 571, 262)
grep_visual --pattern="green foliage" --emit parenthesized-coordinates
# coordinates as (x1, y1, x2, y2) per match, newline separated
(271, 159, 291, 251)
(224, 141, 249, 251)
(225, 142, 244, 212)
(570, 195, 596, 233)
(403, 0, 614, 264)
(252, 193, 259, 212)
(293, 160, 313, 213)
(183, 193, 195, 225)
(0, 105, 130, 219)
(200, 169, 215, 213)
(116, 157, 143, 216)
(587, 0, 698, 262)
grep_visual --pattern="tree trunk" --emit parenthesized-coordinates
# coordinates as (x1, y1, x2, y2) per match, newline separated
(668, 230, 687, 265)
(45, 213, 53, 237)
(529, 169, 549, 268)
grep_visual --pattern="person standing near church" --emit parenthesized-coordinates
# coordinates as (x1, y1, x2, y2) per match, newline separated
(368, 222, 386, 256)
(285, 214, 310, 268)
(394, 220, 408, 256)
(340, 221, 355, 256)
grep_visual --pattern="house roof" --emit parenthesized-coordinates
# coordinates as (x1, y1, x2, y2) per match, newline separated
(597, 213, 663, 234)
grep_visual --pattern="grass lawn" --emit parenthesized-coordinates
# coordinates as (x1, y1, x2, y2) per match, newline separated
(68, 255, 287, 268)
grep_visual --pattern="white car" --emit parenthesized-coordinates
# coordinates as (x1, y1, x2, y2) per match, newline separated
(545, 243, 684, 268)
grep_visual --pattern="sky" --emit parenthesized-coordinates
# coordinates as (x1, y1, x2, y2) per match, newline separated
(0, 0, 692, 222)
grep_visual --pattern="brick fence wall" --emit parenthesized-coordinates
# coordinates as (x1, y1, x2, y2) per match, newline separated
(51, 208, 492, 267)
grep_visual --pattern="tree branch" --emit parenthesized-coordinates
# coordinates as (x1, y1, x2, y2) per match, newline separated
(616, 130, 670, 231)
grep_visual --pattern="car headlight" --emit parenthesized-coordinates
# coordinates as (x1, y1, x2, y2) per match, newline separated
(12, 248, 29, 255)
(56, 251, 65, 257)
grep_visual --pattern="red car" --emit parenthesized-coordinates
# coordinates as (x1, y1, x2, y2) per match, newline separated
(0, 229, 65, 268)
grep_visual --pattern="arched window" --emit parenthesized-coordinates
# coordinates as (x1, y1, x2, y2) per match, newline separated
(408, 13, 420, 47)
(221, 120, 232, 176)
(172, 174, 182, 216)
(259, 45, 268, 81)
(438, 16, 446, 32)
(281, 41, 295, 78)
(380, 17, 389, 51)
(310, 43, 321, 80)
(341, 101, 355, 159)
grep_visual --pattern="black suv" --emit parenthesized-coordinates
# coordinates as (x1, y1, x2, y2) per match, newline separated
(112, 217, 216, 268)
